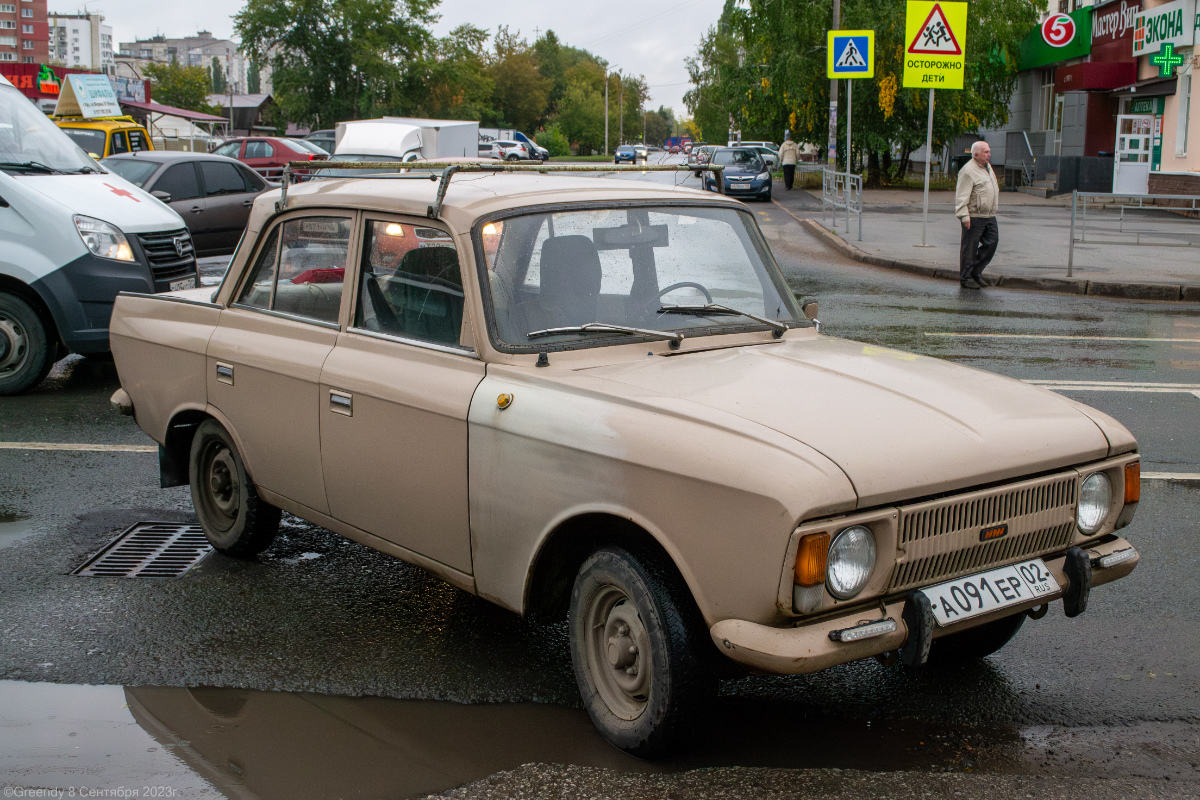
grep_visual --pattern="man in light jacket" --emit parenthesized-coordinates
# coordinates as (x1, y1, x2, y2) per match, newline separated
(779, 136, 800, 190)
(954, 140, 1000, 289)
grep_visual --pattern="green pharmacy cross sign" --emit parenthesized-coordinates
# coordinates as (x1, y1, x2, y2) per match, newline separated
(1149, 43, 1184, 77)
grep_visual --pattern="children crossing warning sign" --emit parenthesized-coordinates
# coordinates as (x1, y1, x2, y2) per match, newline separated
(902, 1, 968, 89)
(827, 30, 875, 78)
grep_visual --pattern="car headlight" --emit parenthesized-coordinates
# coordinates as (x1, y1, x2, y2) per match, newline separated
(757, 171, 770, 181)
(826, 525, 876, 599)
(1077, 472, 1112, 533)
(74, 215, 134, 262)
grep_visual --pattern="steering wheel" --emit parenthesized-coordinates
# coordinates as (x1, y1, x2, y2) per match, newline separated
(657, 281, 713, 304)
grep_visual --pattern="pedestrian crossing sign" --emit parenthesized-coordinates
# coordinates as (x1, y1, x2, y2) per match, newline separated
(827, 30, 875, 78)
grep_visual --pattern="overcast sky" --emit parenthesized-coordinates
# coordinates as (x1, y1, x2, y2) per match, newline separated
(85, 0, 725, 116)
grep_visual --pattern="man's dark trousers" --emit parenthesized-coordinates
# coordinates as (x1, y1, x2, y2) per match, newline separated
(783, 164, 795, 189)
(959, 216, 998, 282)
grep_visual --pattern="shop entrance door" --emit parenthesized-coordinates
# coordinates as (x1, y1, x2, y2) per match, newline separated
(1113, 115, 1152, 194)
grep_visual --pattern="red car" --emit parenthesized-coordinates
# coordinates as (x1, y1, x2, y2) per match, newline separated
(212, 136, 329, 180)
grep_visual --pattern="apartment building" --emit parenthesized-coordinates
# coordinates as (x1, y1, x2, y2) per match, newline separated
(47, 11, 112, 72)
(0, 0, 49, 65)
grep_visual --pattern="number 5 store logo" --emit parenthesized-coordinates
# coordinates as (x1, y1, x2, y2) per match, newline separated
(1041, 13, 1077, 47)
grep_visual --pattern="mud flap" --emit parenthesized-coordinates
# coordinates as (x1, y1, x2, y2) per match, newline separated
(1062, 546, 1091, 618)
(900, 591, 934, 667)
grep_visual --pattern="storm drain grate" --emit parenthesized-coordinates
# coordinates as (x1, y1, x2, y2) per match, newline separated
(73, 521, 212, 578)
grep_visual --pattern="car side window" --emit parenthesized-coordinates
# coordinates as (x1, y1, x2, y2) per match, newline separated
(200, 161, 248, 196)
(237, 164, 266, 191)
(213, 142, 240, 158)
(110, 131, 129, 155)
(245, 141, 269, 159)
(235, 216, 350, 324)
(128, 130, 150, 151)
(356, 220, 466, 348)
(155, 163, 202, 201)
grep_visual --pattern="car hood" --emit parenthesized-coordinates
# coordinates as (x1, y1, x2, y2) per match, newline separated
(22, 173, 186, 232)
(578, 336, 1115, 507)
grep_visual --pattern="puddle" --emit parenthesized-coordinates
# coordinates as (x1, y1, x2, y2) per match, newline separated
(1, 681, 1193, 799)
(0, 512, 35, 550)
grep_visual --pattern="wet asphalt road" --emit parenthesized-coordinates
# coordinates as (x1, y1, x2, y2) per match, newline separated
(1, 177, 1199, 799)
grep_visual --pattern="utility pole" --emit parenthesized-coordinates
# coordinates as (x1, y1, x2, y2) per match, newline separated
(827, 0, 840, 168)
(604, 69, 609, 155)
(618, 74, 624, 145)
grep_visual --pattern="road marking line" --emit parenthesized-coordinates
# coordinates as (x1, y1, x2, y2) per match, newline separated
(1143, 472, 1200, 482)
(1025, 379, 1200, 393)
(925, 332, 1200, 344)
(0, 442, 156, 453)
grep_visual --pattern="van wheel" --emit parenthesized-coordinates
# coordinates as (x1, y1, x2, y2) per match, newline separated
(0, 292, 54, 396)
(188, 419, 280, 557)
(569, 546, 712, 757)
(925, 612, 1025, 665)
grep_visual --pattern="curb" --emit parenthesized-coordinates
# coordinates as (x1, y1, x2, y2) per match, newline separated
(775, 202, 1200, 302)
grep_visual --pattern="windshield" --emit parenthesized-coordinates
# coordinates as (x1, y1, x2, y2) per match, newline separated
(101, 157, 159, 187)
(1, 86, 97, 173)
(712, 149, 762, 167)
(477, 205, 802, 352)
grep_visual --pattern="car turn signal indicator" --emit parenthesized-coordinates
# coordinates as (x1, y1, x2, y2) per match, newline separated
(795, 532, 830, 586)
(1124, 461, 1140, 504)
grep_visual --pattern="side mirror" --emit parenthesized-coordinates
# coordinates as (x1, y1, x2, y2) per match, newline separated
(801, 299, 820, 332)
(151, 190, 172, 202)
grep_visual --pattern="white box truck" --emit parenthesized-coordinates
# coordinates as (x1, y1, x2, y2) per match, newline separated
(334, 117, 479, 162)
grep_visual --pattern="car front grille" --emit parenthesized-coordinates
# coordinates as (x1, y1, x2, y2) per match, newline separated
(887, 473, 1078, 592)
(136, 228, 197, 283)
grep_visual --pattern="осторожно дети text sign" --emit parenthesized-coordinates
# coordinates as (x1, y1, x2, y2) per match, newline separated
(902, 1, 968, 89)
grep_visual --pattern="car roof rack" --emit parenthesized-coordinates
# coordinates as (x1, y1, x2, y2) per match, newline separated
(277, 160, 727, 218)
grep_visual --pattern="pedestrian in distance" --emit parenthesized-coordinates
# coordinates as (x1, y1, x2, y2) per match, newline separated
(779, 135, 800, 190)
(955, 140, 1000, 289)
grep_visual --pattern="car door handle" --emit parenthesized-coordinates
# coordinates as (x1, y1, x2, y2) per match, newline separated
(242, 199, 254, 206)
(215, 362, 234, 385)
(329, 390, 353, 416)
(190, 205, 203, 213)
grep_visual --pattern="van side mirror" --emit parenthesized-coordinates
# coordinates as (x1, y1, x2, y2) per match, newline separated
(801, 299, 820, 332)
(151, 190, 172, 202)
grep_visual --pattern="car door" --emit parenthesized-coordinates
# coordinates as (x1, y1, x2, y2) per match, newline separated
(242, 139, 277, 178)
(197, 159, 262, 255)
(207, 212, 353, 513)
(318, 216, 484, 574)
(152, 162, 209, 250)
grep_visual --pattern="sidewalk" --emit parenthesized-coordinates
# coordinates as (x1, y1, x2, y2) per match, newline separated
(772, 187, 1200, 302)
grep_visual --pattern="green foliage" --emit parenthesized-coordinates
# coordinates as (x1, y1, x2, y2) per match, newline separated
(144, 62, 220, 113)
(210, 57, 227, 94)
(235, 0, 437, 127)
(536, 123, 571, 156)
(686, 0, 1035, 182)
(247, 61, 261, 94)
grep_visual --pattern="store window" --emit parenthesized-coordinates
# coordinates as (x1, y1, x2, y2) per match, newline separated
(1176, 72, 1192, 158)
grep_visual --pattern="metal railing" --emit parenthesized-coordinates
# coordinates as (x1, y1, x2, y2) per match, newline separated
(822, 168, 862, 241)
(1067, 190, 1200, 276)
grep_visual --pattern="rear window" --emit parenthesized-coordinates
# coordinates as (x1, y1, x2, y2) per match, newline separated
(289, 138, 329, 155)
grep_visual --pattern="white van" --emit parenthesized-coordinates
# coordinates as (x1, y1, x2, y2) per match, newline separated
(0, 74, 197, 395)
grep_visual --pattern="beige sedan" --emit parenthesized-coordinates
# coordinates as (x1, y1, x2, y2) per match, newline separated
(110, 167, 1141, 756)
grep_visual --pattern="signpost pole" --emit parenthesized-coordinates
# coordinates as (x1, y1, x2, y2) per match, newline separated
(920, 88, 934, 247)
(846, 79, 852, 233)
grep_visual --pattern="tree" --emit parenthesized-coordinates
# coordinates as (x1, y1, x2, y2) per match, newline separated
(488, 27, 551, 131)
(246, 60, 261, 94)
(235, 0, 437, 128)
(210, 57, 227, 94)
(413, 24, 496, 122)
(144, 62, 219, 112)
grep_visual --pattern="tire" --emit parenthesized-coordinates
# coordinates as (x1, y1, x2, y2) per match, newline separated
(925, 612, 1025, 666)
(507, 154, 519, 162)
(0, 291, 55, 396)
(568, 546, 712, 757)
(188, 419, 280, 557)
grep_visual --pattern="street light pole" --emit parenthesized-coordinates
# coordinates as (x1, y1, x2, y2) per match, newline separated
(618, 74, 624, 145)
(604, 69, 609, 155)
(828, 0, 840, 168)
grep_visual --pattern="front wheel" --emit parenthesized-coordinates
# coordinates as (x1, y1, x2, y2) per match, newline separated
(0, 292, 55, 396)
(188, 419, 280, 557)
(569, 547, 712, 757)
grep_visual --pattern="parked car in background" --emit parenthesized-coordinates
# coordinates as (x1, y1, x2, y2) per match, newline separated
(728, 140, 778, 152)
(688, 144, 719, 175)
(303, 129, 336, 154)
(102, 151, 274, 257)
(212, 136, 329, 180)
(493, 140, 535, 161)
(745, 145, 780, 170)
(703, 147, 773, 200)
(55, 115, 154, 159)
(108, 164, 1142, 758)
(633, 143, 649, 160)
(613, 144, 638, 163)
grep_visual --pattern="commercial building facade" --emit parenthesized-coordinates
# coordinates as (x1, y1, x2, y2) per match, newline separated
(0, 0, 48, 65)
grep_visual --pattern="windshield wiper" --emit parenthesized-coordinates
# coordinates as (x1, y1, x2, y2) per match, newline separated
(0, 160, 65, 174)
(658, 303, 789, 337)
(528, 322, 684, 348)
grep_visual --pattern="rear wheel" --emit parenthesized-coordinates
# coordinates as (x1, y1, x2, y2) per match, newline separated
(568, 546, 712, 757)
(0, 292, 54, 396)
(926, 612, 1025, 665)
(188, 419, 280, 557)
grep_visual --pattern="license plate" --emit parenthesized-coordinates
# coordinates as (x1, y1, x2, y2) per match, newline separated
(169, 277, 196, 292)
(920, 559, 1060, 626)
